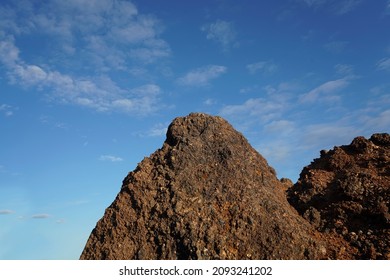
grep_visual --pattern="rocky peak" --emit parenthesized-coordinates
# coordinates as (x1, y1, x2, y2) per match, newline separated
(80, 113, 388, 260)
(80, 113, 327, 260)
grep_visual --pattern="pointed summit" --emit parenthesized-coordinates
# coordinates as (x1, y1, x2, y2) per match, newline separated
(80, 113, 327, 259)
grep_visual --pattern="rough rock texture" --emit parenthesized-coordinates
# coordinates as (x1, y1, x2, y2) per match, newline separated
(80, 113, 327, 260)
(288, 133, 390, 259)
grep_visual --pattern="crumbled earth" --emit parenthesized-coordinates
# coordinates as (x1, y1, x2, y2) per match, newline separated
(80, 113, 328, 260)
(288, 133, 390, 259)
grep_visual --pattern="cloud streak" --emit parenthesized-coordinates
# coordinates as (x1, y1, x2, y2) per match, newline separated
(299, 0, 362, 15)
(177, 65, 227, 87)
(99, 155, 124, 162)
(246, 61, 278, 75)
(31, 214, 50, 219)
(201, 20, 238, 51)
(0, 0, 168, 115)
(377, 58, 390, 71)
(299, 78, 349, 103)
(0, 37, 162, 114)
(0, 210, 14, 215)
(0, 104, 15, 117)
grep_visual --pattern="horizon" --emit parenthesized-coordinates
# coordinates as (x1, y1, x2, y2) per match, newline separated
(1, 0, 390, 259)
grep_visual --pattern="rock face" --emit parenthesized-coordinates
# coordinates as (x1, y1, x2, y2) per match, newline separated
(288, 133, 390, 259)
(80, 113, 327, 260)
(80, 113, 389, 260)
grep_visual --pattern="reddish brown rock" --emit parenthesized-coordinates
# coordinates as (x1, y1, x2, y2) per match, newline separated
(80, 113, 327, 260)
(288, 133, 390, 259)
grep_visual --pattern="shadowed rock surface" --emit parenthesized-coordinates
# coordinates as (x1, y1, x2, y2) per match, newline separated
(80, 113, 328, 260)
(288, 133, 390, 259)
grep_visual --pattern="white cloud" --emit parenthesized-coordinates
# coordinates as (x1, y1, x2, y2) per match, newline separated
(31, 214, 51, 219)
(0, 104, 15, 117)
(387, 1, 390, 15)
(302, 0, 324, 6)
(0, 210, 14, 215)
(335, 64, 354, 76)
(376, 57, 390, 71)
(299, 0, 362, 15)
(0, 38, 162, 114)
(220, 98, 286, 126)
(333, 0, 362, 15)
(257, 141, 294, 164)
(360, 109, 390, 132)
(204, 98, 217, 106)
(246, 61, 278, 75)
(239, 85, 260, 94)
(265, 120, 295, 134)
(299, 78, 349, 103)
(0, 0, 169, 115)
(220, 82, 296, 131)
(177, 65, 227, 87)
(301, 123, 360, 150)
(1, 0, 166, 65)
(146, 123, 168, 137)
(129, 43, 170, 64)
(99, 155, 123, 162)
(0, 39, 19, 66)
(13, 64, 48, 86)
(201, 20, 238, 51)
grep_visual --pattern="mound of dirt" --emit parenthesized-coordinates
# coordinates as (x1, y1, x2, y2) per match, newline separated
(288, 133, 390, 259)
(80, 113, 327, 260)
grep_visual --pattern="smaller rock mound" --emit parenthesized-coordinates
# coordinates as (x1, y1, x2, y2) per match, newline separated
(288, 133, 390, 259)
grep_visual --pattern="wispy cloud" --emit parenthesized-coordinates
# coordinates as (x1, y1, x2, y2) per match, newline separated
(0, 104, 15, 117)
(110, 84, 162, 115)
(0, 1, 168, 115)
(299, 78, 349, 103)
(335, 64, 354, 76)
(0, 38, 162, 114)
(333, 0, 362, 15)
(376, 57, 390, 71)
(0, 0, 170, 67)
(387, 1, 390, 15)
(177, 65, 227, 87)
(301, 123, 360, 149)
(299, 0, 362, 15)
(146, 123, 168, 137)
(31, 214, 50, 219)
(300, 0, 327, 7)
(204, 98, 217, 106)
(220, 98, 283, 119)
(265, 120, 295, 134)
(0, 210, 14, 215)
(246, 61, 278, 75)
(201, 20, 238, 51)
(220, 97, 288, 132)
(99, 155, 124, 162)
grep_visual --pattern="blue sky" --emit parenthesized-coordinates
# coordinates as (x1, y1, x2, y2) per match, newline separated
(0, 0, 389, 259)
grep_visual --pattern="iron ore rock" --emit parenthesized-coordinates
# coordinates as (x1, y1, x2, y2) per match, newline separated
(288, 133, 390, 259)
(80, 113, 327, 260)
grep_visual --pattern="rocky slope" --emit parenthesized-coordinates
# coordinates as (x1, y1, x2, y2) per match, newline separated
(80, 113, 389, 260)
(288, 133, 390, 259)
(80, 113, 328, 260)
